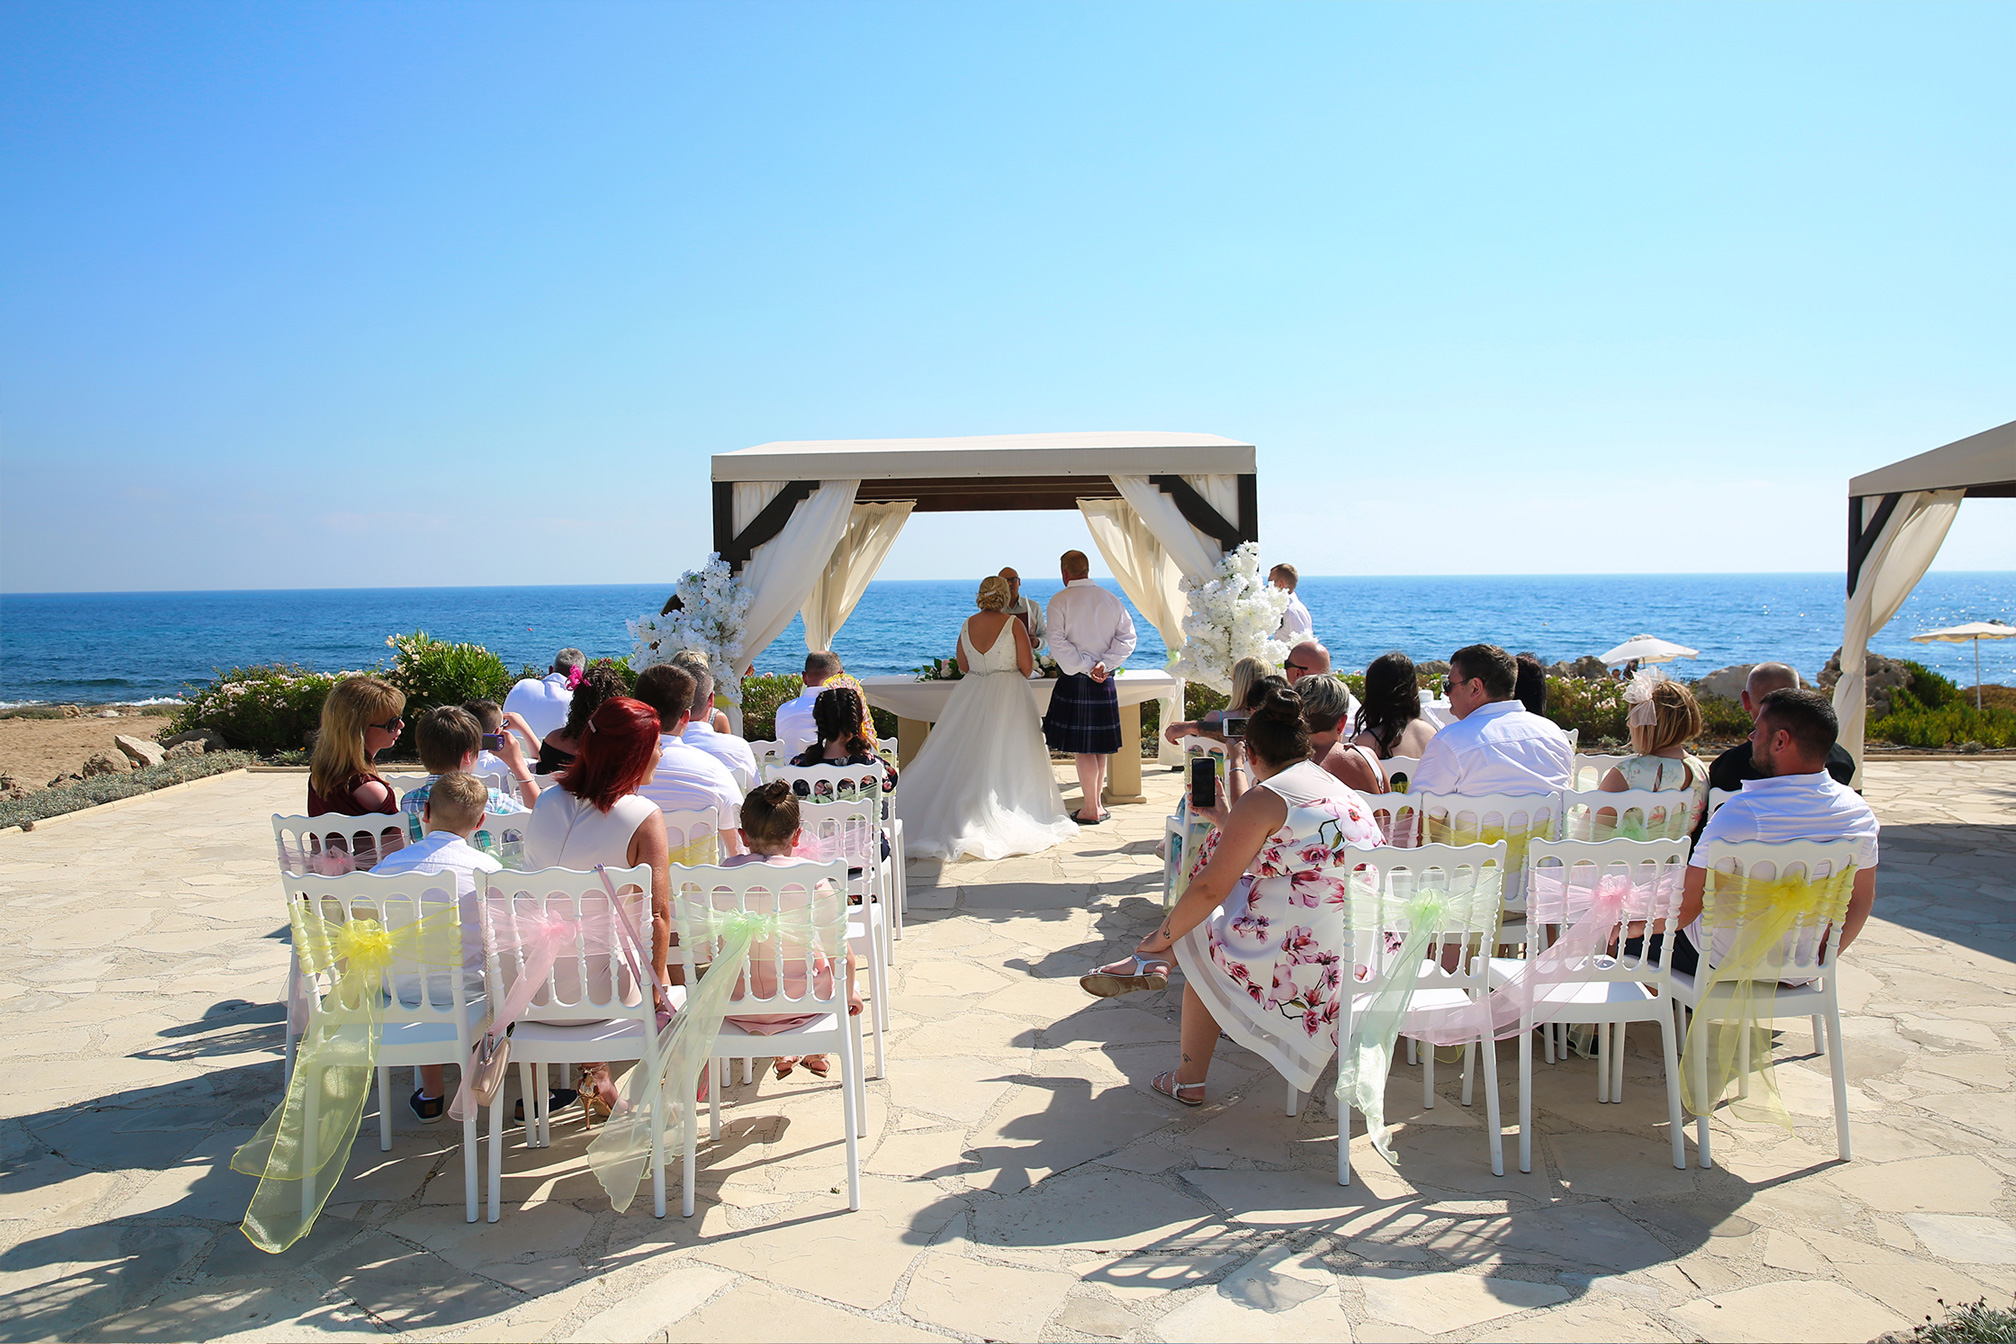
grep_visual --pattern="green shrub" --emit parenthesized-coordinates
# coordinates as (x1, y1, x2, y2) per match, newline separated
(739, 674, 801, 742)
(1894, 1296, 2016, 1344)
(169, 666, 338, 754)
(383, 632, 514, 751)
(1871, 693, 2016, 749)
(1693, 690, 1754, 742)
(1903, 659, 1964, 710)
(2, 751, 256, 830)
(1544, 675, 1629, 746)
(586, 656, 637, 695)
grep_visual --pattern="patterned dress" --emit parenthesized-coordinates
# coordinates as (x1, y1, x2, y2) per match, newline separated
(1174, 760, 1385, 1092)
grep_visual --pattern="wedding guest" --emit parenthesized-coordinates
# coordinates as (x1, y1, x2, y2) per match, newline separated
(632, 665, 744, 858)
(1283, 639, 1329, 686)
(818, 672, 882, 753)
(1118, 687, 1383, 1105)
(1411, 644, 1572, 796)
(1664, 688, 1880, 979)
(1043, 551, 1136, 825)
(400, 705, 537, 818)
(1706, 663, 1857, 795)
(776, 651, 841, 758)
(1599, 670, 1709, 834)
(504, 648, 584, 744)
(1271, 564, 1314, 643)
(1514, 652, 1548, 719)
(537, 663, 627, 775)
(308, 675, 404, 818)
(674, 662, 758, 789)
(670, 650, 734, 735)
(464, 699, 545, 785)
(1299, 674, 1386, 795)
(1163, 657, 1272, 746)
(1353, 652, 1439, 761)
(999, 567, 1046, 649)
(371, 771, 496, 1121)
(790, 684, 899, 824)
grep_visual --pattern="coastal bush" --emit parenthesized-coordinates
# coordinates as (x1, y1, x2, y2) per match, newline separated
(1902, 659, 1964, 710)
(0, 750, 256, 830)
(1543, 675, 1629, 746)
(1692, 690, 1753, 742)
(587, 656, 637, 695)
(1870, 695, 2016, 749)
(739, 674, 800, 742)
(383, 631, 514, 750)
(169, 666, 338, 754)
(1888, 1296, 2016, 1344)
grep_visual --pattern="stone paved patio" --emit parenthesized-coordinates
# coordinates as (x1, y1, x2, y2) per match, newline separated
(1, 762, 2013, 1342)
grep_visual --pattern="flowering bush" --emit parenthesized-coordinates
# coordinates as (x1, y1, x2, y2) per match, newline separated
(1170, 542, 1291, 694)
(169, 665, 344, 754)
(629, 554, 751, 706)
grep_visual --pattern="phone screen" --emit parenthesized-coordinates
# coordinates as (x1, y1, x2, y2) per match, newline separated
(1221, 714, 1249, 738)
(481, 733, 504, 751)
(1189, 757, 1216, 810)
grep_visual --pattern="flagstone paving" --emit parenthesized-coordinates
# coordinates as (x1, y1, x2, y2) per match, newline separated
(0, 762, 2012, 1342)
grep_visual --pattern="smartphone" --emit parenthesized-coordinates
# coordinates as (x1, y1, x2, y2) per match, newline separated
(1189, 757, 1217, 810)
(1221, 713, 1249, 738)
(481, 733, 504, 751)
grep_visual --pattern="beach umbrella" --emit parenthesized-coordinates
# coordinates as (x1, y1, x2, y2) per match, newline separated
(1599, 634, 1700, 667)
(1909, 620, 2015, 711)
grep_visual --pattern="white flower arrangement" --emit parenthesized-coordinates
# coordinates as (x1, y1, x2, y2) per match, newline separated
(1169, 541, 1292, 693)
(627, 554, 752, 706)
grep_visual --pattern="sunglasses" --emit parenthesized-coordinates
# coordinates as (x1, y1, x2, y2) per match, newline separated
(1284, 659, 1308, 672)
(368, 716, 405, 733)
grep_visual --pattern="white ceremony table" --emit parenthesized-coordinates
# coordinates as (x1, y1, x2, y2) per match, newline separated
(860, 669, 1178, 806)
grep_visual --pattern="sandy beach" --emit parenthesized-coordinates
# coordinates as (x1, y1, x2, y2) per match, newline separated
(0, 712, 179, 792)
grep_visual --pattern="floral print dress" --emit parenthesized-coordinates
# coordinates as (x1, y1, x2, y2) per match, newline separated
(1173, 760, 1385, 1092)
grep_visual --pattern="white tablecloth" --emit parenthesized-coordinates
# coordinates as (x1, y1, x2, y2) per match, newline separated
(860, 670, 1179, 722)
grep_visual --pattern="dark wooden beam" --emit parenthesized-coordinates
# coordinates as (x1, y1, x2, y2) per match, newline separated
(1236, 472, 1259, 546)
(854, 475, 1124, 507)
(1848, 492, 1901, 598)
(719, 480, 820, 572)
(1148, 473, 1243, 550)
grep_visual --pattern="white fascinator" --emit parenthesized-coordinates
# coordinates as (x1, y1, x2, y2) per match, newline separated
(1623, 666, 1668, 728)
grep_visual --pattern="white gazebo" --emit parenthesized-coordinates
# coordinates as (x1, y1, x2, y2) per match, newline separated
(700, 430, 1260, 789)
(1837, 418, 2016, 779)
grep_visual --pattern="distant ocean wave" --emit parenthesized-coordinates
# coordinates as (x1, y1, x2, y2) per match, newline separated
(1, 573, 2010, 704)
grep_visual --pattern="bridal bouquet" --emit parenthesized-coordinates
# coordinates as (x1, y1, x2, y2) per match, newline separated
(1170, 541, 1291, 694)
(628, 554, 751, 707)
(913, 659, 963, 682)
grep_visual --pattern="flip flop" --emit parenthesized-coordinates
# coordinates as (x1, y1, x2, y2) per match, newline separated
(1152, 1070, 1205, 1107)
(1080, 956, 1170, 998)
(1072, 811, 1113, 826)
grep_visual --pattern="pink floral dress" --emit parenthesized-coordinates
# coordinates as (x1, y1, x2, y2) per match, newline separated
(1173, 760, 1384, 1092)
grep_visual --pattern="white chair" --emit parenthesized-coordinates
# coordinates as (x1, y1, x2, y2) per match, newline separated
(478, 865, 667, 1220)
(1706, 787, 1738, 821)
(287, 870, 484, 1222)
(1505, 837, 1691, 1173)
(670, 860, 861, 1216)
(1363, 792, 1424, 848)
(770, 759, 903, 943)
(745, 739, 786, 779)
(1416, 791, 1562, 915)
(1380, 755, 1422, 794)
(1569, 753, 1633, 790)
(1335, 841, 1510, 1183)
(796, 796, 889, 1080)
(1560, 786, 1695, 843)
(1670, 839, 1862, 1167)
(381, 771, 433, 796)
(1563, 729, 1580, 754)
(661, 807, 724, 866)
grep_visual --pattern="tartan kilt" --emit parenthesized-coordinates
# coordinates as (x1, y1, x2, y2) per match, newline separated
(1043, 671, 1122, 755)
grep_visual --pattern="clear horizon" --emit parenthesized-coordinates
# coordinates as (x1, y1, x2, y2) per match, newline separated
(2, 2, 2011, 591)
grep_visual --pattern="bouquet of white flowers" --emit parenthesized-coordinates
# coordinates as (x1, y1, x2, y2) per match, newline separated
(1169, 541, 1291, 694)
(627, 555, 752, 706)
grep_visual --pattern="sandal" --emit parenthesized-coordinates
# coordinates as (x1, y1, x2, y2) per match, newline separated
(773, 1056, 799, 1079)
(1080, 956, 1171, 999)
(577, 1064, 618, 1125)
(1152, 1070, 1206, 1107)
(1073, 811, 1113, 826)
(801, 1054, 829, 1078)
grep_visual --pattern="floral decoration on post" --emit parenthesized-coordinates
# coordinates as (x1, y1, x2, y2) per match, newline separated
(912, 658, 965, 683)
(1169, 541, 1291, 694)
(628, 554, 751, 707)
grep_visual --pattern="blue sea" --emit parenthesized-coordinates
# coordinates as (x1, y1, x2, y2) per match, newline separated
(2, 573, 2011, 705)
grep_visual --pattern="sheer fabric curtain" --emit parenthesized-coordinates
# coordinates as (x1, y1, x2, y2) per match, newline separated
(733, 481, 861, 731)
(802, 501, 914, 652)
(1835, 488, 1963, 781)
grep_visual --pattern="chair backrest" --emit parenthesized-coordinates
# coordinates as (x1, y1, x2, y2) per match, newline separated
(382, 771, 433, 796)
(273, 813, 409, 874)
(795, 796, 882, 882)
(286, 870, 474, 1023)
(1416, 791, 1562, 906)
(1362, 792, 1423, 847)
(767, 759, 887, 809)
(1559, 786, 1694, 843)
(1348, 841, 1508, 989)
(1563, 728, 1580, 754)
(668, 860, 850, 1015)
(1706, 787, 1738, 821)
(745, 739, 786, 776)
(663, 808, 723, 866)
(1569, 753, 1634, 790)
(1524, 836, 1691, 984)
(1694, 838, 1861, 980)
(1380, 755, 1422, 794)
(479, 865, 656, 1021)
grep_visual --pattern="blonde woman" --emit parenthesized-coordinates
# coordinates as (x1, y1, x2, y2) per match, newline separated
(1163, 656, 1270, 746)
(893, 575, 1077, 861)
(1600, 670, 1710, 832)
(308, 676, 406, 817)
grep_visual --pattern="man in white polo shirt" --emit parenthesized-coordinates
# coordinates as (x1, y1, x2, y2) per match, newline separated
(504, 648, 583, 743)
(633, 664, 744, 858)
(1671, 688, 1879, 981)
(679, 663, 759, 791)
(775, 650, 841, 759)
(1410, 643, 1573, 797)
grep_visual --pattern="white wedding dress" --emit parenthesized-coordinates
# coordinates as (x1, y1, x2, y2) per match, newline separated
(895, 618, 1078, 862)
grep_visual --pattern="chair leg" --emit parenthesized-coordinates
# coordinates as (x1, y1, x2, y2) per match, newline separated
(461, 1103, 478, 1223)
(1422, 1039, 1435, 1109)
(1658, 1010, 1686, 1170)
(650, 1088, 666, 1219)
(517, 1062, 535, 1147)
(682, 1091, 699, 1218)
(1611, 1023, 1628, 1103)
(1518, 1025, 1534, 1174)
(840, 1024, 862, 1211)
(1689, 1005, 1713, 1169)
(863, 925, 888, 1079)
(1337, 1089, 1352, 1187)
(1812, 1012, 1827, 1058)
(1826, 999, 1852, 1161)
(487, 1081, 504, 1222)
(1595, 1023, 1610, 1104)
(1482, 1033, 1503, 1177)
(1460, 1041, 1475, 1108)
(1284, 1078, 1300, 1118)
(1737, 1020, 1752, 1101)
(708, 1058, 723, 1144)
(378, 1066, 393, 1151)
(301, 1066, 319, 1224)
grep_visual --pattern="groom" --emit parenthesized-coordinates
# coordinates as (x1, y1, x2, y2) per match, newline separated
(1042, 550, 1137, 824)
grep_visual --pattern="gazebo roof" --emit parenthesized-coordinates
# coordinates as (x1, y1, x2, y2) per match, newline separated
(1849, 419, 2016, 498)
(712, 431, 1256, 483)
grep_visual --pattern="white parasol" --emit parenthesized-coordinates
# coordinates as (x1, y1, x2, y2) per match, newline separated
(1599, 634, 1700, 667)
(1909, 620, 2015, 711)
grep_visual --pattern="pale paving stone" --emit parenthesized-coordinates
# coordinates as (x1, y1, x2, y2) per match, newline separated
(1182, 1167, 1374, 1227)
(1904, 1213, 2016, 1265)
(1668, 1280, 1910, 1343)
(1355, 1267, 1568, 1332)
(901, 1252, 1079, 1339)
(1153, 1282, 1347, 1342)
(663, 1279, 952, 1342)
(690, 1208, 930, 1310)
(1826, 1152, 2005, 1213)
(970, 1168, 1224, 1252)
(1470, 1296, 1683, 1343)
(566, 1263, 735, 1342)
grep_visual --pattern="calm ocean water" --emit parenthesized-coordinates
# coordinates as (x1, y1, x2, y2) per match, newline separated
(2, 573, 2011, 705)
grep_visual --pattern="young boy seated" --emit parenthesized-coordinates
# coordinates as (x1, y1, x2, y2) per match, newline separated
(401, 706, 539, 832)
(465, 698, 545, 787)
(371, 771, 501, 1122)
(721, 781, 862, 1080)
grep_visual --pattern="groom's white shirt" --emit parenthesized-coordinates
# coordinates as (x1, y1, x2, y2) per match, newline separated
(774, 683, 825, 757)
(1045, 579, 1136, 678)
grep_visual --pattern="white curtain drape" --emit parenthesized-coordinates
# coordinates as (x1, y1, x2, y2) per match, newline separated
(1835, 488, 1964, 781)
(732, 482, 786, 535)
(802, 500, 914, 651)
(733, 480, 861, 731)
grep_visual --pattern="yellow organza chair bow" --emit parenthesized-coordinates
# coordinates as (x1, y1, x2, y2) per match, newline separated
(1671, 839, 1862, 1168)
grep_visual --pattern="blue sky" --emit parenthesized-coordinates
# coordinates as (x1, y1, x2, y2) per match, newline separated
(2, 1, 2010, 593)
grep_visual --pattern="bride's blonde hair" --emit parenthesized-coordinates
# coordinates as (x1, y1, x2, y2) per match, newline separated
(976, 575, 1011, 611)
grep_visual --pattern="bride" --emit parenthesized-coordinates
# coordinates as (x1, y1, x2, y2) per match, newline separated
(895, 576, 1079, 862)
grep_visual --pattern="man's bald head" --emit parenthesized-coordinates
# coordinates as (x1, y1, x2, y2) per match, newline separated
(998, 567, 1019, 582)
(1286, 640, 1331, 685)
(1743, 662, 1801, 718)
(1060, 551, 1090, 581)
